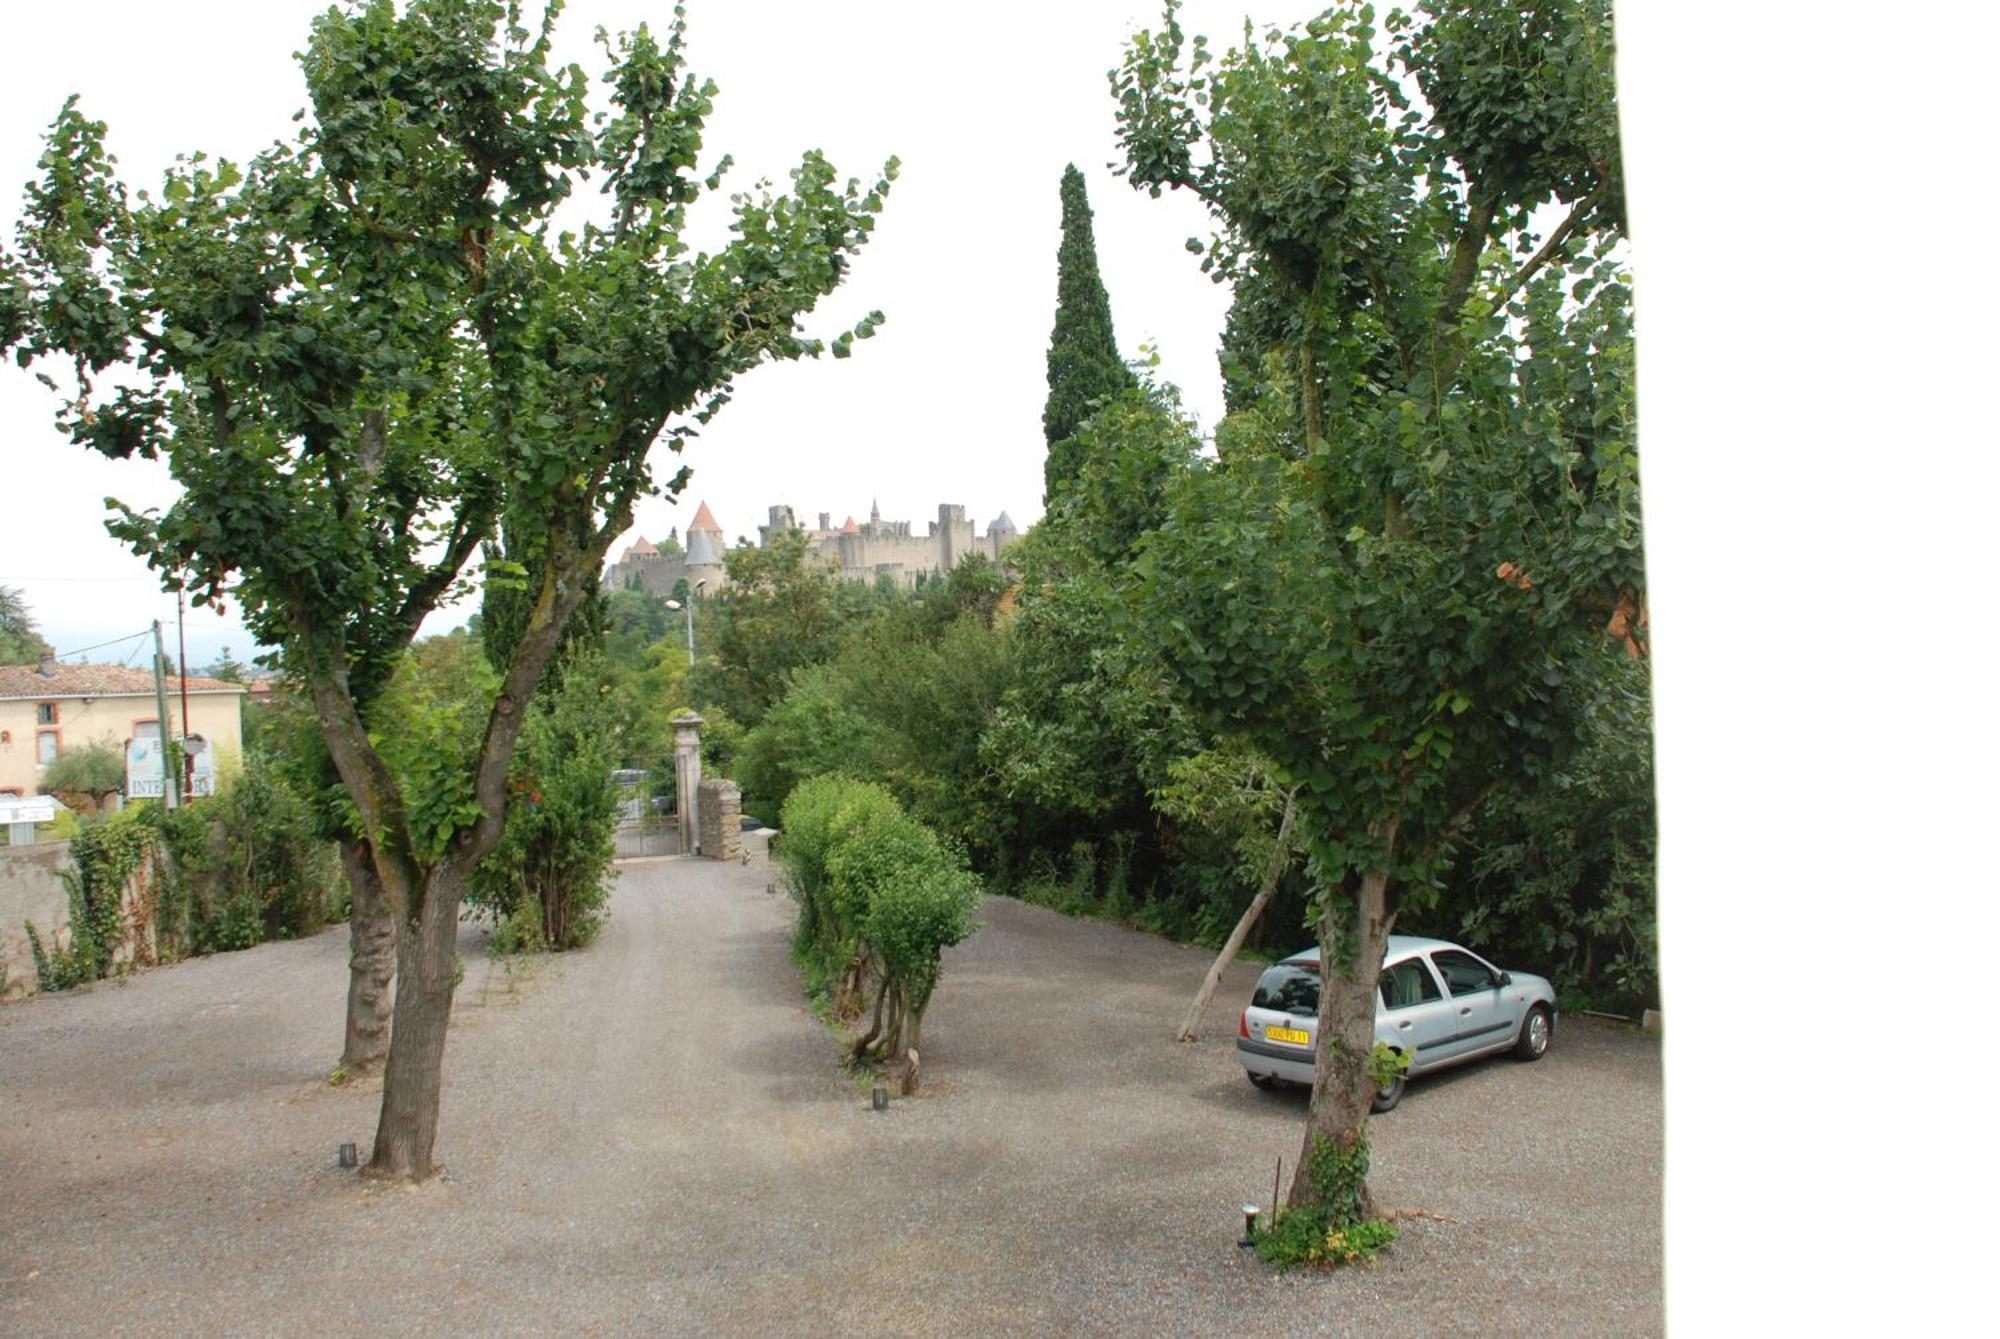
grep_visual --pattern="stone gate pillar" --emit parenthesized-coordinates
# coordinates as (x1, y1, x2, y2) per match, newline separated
(698, 778, 742, 862)
(672, 712, 703, 856)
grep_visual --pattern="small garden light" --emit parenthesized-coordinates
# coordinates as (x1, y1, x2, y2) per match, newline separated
(338, 1142, 359, 1169)
(871, 1084, 889, 1112)
(1239, 1204, 1259, 1248)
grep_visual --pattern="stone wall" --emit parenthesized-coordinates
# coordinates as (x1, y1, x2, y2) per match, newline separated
(697, 778, 741, 862)
(0, 841, 72, 999)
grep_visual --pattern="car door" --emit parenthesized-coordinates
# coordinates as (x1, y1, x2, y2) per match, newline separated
(1429, 948, 1519, 1059)
(1377, 956, 1457, 1073)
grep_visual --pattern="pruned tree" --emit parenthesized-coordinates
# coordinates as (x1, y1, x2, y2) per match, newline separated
(1115, 0, 1637, 1224)
(3, 0, 891, 1180)
(39, 738, 126, 810)
(1042, 164, 1136, 504)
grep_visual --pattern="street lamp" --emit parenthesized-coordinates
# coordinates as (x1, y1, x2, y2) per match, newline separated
(664, 579, 705, 666)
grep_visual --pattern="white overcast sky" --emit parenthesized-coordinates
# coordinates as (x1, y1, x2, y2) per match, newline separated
(0, 0, 1333, 666)
(3, 6, 1998, 1320)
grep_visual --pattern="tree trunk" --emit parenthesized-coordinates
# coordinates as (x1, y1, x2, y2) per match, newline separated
(1176, 792, 1296, 1041)
(850, 970, 889, 1061)
(1287, 857, 1396, 1213)
(901, 1006, 925, 1096)
(338, 838, 396, 1076)
(365, 866, 466, 1181)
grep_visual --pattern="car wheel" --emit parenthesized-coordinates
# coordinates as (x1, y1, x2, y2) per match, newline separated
(1370, 1073, 1405, 1114)
(1514, 1005, 1552, 1060)
(1248, 1072, 1279, 1091)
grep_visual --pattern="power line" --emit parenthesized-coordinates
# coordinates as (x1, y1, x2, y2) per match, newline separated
(0, 574, 165, 583)
(51, 628, 153, 661)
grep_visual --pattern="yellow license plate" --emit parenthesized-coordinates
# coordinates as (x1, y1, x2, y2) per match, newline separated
(1266, 1025, 1310, 1045)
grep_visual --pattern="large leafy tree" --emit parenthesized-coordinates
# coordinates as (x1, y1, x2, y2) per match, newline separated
(0, 585, 53, 664)
(1114, 0, 1638, 1218)
(2, 0, 891, 1180)
(1041, 164, 1136, 504)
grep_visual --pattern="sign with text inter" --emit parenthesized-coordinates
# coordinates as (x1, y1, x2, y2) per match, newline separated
(126, 734, 216, 799)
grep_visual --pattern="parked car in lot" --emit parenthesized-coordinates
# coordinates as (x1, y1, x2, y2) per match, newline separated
(1236, 935, 1556, 1112)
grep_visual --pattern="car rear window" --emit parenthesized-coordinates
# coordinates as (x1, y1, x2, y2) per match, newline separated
(1252, 964, 1319, 1016)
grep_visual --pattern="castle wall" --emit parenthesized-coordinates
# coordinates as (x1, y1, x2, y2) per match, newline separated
(611, 502, 1024, 597)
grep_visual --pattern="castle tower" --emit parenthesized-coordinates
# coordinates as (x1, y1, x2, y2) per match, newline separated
(683, 500, 728, 593)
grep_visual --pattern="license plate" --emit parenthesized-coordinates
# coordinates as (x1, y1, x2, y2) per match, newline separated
(1266, 1025, 1310, 1046)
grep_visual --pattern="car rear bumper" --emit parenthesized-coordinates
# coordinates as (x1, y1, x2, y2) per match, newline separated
(1236, 1037, 1316, 1083)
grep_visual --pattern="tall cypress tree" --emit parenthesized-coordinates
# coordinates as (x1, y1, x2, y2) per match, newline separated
(1043, 165, 1135, 504)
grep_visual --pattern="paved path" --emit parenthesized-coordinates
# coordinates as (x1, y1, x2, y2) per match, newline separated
(0, 836, 1662, 1336)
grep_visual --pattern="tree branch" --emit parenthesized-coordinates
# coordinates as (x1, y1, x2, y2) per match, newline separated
(451, 531, 603, 872)
(294, 617, 422, 916)
(1436, 187, 1496, 330)
(1484, 189, 1598, 320)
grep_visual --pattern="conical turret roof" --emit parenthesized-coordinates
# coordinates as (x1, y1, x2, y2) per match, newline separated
(685, 526, 723, 566)
(689, 500, 723, 533)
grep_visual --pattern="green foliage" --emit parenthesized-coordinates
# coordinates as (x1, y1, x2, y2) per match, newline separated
(2, 0, 894, 935)
(741, 606, 1014, 857)
(153, 749, 346, 953)
(468, 654, 618, 951)
(0, 584, 52, 665)
(205, 646, 246, 683)
(48, 809, 153, 984)
(1044, 164, 1137, 502)
(1434, 646, 1656, 1012)
(1252, 1133, 1398, 1269)
(694, 530, 893, 729)
(1366, 1040, 1411, 1089)
(777, 777, 979, 1061)
(19, 743, 342, 993)
(370, 631, 499, 864)
(39, 739, 126, 807)
(922, 552, 1007, 632)
(487, 895, 547, 956)
(1116, 0, 1641, 939)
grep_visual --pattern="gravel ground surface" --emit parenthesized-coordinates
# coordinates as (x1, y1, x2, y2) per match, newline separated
(0, 834, 1662, 1336)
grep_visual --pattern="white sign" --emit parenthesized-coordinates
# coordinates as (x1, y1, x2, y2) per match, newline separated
(0, 795, 63, 825)
(126, 735, 217, 799)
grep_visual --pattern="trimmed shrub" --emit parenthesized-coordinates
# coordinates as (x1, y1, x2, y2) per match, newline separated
(777, 776, 980, 1087)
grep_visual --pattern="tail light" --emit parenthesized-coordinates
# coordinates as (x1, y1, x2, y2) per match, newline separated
(1239, 1008, 1251, 1039)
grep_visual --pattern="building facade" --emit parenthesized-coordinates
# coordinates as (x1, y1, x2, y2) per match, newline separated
(0, 663, 248, 799)
(606, 498, 1021, 597)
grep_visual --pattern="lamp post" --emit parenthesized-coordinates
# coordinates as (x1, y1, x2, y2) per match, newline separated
(665, 580, 704, 667)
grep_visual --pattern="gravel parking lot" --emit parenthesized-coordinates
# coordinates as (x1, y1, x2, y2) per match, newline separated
(0, 834, 1662, 1336)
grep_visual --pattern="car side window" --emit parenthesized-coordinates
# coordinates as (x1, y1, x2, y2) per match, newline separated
(1378, 958, 1443, 1010)
(1430, 949, 1499, 996)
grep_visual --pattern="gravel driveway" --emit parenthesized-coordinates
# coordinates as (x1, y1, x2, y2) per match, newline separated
(0, 835, 1662, 1336)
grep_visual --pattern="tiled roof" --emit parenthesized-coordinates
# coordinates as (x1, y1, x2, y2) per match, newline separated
(0, 664, 249, 701)
(688, 500, 723, 533)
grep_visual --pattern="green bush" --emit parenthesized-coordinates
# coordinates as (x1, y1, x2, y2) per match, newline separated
(1251, 1133, 1399, 1269)
(154, 750, 345, 953)
(469, 656, 619, 952)
(777, 777, 980, 1077)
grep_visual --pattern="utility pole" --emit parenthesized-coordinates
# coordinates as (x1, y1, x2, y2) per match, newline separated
(176, 587, 194, 800)
(150, 620, 178, 809)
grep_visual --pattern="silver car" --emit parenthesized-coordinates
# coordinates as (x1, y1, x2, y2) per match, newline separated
(1235, 935, 1557, 1112)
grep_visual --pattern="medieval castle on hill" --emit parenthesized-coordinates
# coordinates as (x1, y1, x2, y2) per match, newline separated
(606, 499, 1022, 598)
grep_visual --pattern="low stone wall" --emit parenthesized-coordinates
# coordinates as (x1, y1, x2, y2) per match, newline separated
(697, 779, 741, 862)
(0, 842, 72, 1000)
